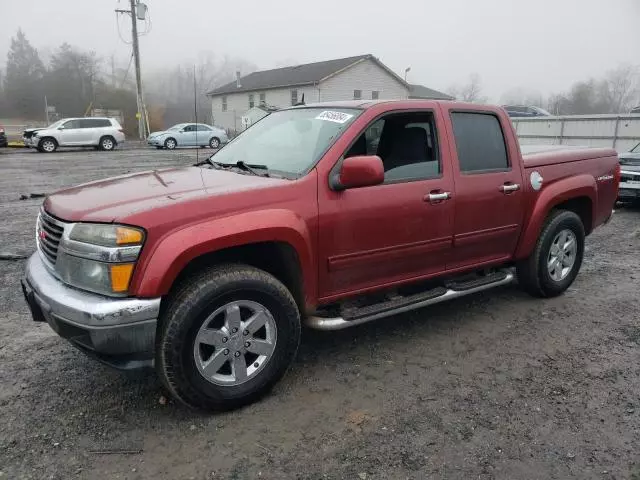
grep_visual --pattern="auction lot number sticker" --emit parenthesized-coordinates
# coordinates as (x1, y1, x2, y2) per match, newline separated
(315, 111, 354, 124)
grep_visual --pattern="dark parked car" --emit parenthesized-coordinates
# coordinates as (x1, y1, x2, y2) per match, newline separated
(0, 125, 8, 148)
(503, 105, 551, 118)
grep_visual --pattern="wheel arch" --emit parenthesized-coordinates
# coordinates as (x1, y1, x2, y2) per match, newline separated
(515, 174, 596, 259)
(131, 210, 316, 313)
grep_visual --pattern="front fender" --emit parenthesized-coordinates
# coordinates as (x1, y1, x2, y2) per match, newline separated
(130, 209, 316, 300)
(514, 174, 596, 259)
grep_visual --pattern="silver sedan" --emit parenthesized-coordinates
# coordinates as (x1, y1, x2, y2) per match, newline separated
(147, 123, 229, 150)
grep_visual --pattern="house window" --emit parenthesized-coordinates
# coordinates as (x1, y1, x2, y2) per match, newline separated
(259, 92, 266, 106)
(353, 89, 362, 100)
(249, 94, 255, 109)
(221, 96, 227, 112)
(291, 89, 298, 105)
(371, 91, 379, 100)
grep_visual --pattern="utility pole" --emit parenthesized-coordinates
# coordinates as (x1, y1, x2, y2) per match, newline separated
(116, 1, 147, 140)
(129, 0, 145, 139)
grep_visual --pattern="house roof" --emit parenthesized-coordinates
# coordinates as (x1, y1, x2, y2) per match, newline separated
(207, 54, 404, 96)
(408, 84, 454, 100)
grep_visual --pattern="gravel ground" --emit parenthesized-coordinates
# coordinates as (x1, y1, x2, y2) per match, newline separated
(1, 147, 639, 480)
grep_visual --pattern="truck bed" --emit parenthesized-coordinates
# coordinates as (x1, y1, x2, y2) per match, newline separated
(521, 145, 618, 168)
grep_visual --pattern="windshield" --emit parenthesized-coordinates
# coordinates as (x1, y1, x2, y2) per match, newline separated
(209, 108, 361, 176)
(46, 120, 64, 129)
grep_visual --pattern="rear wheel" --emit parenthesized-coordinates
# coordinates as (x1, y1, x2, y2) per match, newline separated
(517, 210, 585, 298)
(156, 264, 301, 411)
(38, 137, 57, 153)
(99, 136, 116, 151)
(164, 137, 177, 150)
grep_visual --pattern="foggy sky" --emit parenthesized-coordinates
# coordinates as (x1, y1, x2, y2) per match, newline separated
(1, 0, 639, 101)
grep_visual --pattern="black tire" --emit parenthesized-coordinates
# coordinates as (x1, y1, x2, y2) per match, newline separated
(156, 264, 301, 411)
(38, 137, 58, 153)
(99, 135, 116, 151)
(164, 137, 177, 150)
(516, 210, 585, 298)
(209, 137, 220, 149)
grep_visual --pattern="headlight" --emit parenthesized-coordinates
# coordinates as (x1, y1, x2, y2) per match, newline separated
(57, 223, 145, 296)
(56, 253, 135, 295)
(69, 224, 143, 246)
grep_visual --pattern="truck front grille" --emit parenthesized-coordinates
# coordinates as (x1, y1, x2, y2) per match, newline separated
(37, 211, 65, 265)
(621, 173, 640, 183)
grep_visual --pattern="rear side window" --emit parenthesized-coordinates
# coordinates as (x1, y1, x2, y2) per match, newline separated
(78, 119, 111, 128)
(451, 112, 509, 173)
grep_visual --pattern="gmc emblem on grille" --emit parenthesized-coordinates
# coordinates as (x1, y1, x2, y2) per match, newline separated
(38, 228, 47, 240)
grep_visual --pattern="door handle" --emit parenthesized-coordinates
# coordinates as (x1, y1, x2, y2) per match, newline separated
(499, 183, 520, 193)
(425, 191, 451, 203)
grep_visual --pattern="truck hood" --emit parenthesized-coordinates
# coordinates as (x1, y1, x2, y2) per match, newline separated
(44, 166, 286, 223)
(619, 152, 640, 169)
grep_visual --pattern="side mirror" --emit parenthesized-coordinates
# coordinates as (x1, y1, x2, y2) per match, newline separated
(57, 126, 65, 130)
(332, 155, 384, 190)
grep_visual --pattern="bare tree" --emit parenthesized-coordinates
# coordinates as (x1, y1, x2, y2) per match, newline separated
(500, 87, 544, 107)
(600, 64, 639, 113)
(448, 73, 487, 103)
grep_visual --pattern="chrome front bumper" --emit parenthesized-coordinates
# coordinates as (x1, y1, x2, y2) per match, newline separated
(22, 253, 161, 369)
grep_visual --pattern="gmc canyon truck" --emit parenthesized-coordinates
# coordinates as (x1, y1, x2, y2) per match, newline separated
(22, 100, 619, 411)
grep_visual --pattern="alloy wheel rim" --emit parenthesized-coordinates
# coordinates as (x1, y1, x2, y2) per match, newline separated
(547, 229, 577, 281)
(193, 300, 277, 386)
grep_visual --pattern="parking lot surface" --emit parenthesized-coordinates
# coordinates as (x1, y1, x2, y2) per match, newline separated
(1, 147, 639, 479)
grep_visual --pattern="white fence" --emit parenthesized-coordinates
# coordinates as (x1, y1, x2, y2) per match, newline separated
(512, 114, 640, 153)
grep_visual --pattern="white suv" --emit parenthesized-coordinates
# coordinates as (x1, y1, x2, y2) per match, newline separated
(24, 117, 126, 153)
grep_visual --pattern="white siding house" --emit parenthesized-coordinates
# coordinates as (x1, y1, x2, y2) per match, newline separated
(207, 54, 452, 132)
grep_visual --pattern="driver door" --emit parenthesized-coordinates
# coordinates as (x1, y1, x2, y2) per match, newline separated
(57, 119, 84, 145)
(317, 109, 455, 298)
(180, 124, 197, 146)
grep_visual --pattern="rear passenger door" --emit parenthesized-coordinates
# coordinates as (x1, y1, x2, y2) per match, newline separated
(77, 119, 101, 145)
(445, 109, 525, 270)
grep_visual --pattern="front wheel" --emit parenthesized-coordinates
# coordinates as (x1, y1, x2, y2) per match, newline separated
(516, 210, 585, 298)
(156, 264, 301, 411)
(38, 138, 58, 153)
(164, 137, 177, 150)
(209, 137, 220, 149)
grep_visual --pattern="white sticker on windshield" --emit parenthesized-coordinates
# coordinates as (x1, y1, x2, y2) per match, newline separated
(315, 111, 354, 124)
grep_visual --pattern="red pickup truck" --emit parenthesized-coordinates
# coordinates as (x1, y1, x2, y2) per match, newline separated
(22, 100, 619, 410)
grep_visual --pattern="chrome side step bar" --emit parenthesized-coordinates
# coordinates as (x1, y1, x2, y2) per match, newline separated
(305, 271, 515, 331)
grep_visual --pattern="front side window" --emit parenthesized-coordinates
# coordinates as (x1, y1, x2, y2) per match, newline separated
(249, 94, 255, 109)
(353, 89, 362, 100)
(344, 111, 440, 182)
(63, 119, 80, 129)
(209, 108, 361, 176)
(451, 112, 509, 173)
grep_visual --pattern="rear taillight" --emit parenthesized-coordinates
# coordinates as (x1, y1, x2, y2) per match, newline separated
(0, 126, 5, 134)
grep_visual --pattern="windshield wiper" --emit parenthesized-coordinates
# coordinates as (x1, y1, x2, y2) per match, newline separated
(234, 161, 270, 177)
(195, 158, 271, 177)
